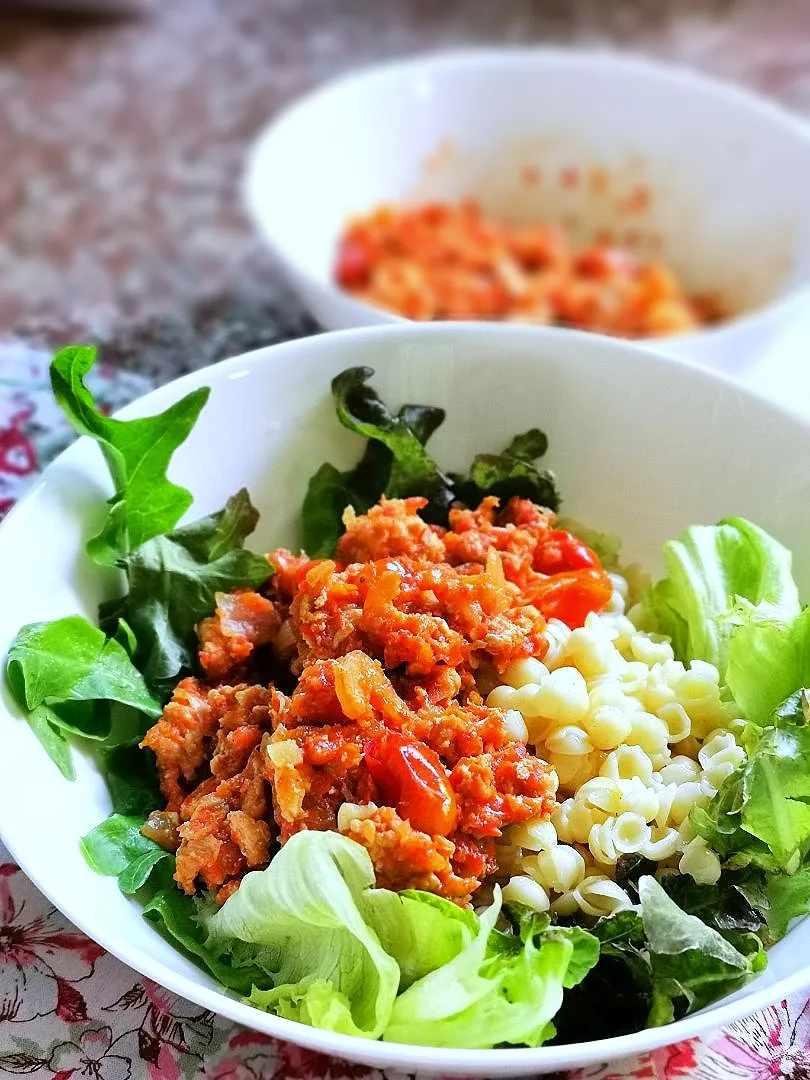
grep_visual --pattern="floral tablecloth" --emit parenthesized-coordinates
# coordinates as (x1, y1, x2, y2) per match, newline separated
(1, 342, 809, 1080)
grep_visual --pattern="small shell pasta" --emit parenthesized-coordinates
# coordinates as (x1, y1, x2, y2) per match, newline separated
(573, 875, 634, 917)
(533, 845, 587, 892)
(502, 875, 551, 913)
(490, 587, 743, 891)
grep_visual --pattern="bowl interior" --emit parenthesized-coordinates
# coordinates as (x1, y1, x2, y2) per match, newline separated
(2, 324, 810, 1075)
(247, 51, 810, 321)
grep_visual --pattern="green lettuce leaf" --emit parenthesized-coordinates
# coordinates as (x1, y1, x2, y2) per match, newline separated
(766, 866, 810, 940)
(301, 373, 449, 556)
(143, 863, 275, 996)
(643, 518, 800, 672)
(382, 893, 598, 1048)
(105, 489, 272, 697)
(639, 876, 762, 1018)
(98, 744, 161, 816)
(366, 889, 477, 990)
(302, 367, 559, 555)
(451, 429, 560, 513)
(80, 813, 171, 894)
(50, 345, 209, 565)
(331, 367, 454, 521)
(552, 909, 652, 1043)
(205, 831, 402, 1039)
(5, 615, 161, 777)
(693, 694, 810, 870)
(726, 605, 810, 727)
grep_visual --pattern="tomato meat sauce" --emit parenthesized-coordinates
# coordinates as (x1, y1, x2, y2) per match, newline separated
(140, 495, 613, 905)
(333, 200, 724, 337)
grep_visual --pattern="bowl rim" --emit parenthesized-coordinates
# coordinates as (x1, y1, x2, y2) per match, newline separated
(2, 320, 810, 1073)
(243, 45, 810, 352)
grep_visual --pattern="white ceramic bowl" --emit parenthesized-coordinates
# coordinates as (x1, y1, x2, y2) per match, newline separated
(2, 323, 810, 1075)
(244, 49, 810, 375)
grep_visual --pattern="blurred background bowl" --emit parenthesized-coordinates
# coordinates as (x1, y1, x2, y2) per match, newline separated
(244, 48, 810, 375)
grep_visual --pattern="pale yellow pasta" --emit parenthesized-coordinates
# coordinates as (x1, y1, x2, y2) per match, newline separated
(668, 781, 709, 825)
(533, 845, 587, 892)
(507, 818, 558, 852)
(549, 891, 581, 917)
(485, 684, 519, 711)
(599, 612, 637, 652)
(501, 708, 529, 743)
(626, 712, 670, 761)
(698, 729, 746, 793)
(587, 820, 620, 865)
(630, 632, 675, 666)
(503, 656, 550, 689)
(502, 875, 551, 913)
(487, 596, 746, 892)
(543, 618, 573, 669)
(658, 702, 692, 743)
(600, 745, 656, 784)
(563, 616, 623, 678)
(658, 755, 702, 786)
(551, 799, 601, 845)
(612, 812, 652, 854)
(545, 724, 593, 757)
(607, 572, 629, 601)
(573, 875, 633, 917)
(586, 704, 633, 751)
(679, 836, 722, 885)
(640, 826, 682, 861)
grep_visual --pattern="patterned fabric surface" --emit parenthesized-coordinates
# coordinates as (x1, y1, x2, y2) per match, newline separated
(1, 343, 809, 1080)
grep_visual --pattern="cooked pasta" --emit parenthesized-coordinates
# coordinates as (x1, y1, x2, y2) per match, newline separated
(493, 569, 746, 911)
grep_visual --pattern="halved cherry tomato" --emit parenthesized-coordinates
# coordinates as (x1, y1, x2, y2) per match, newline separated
(534, 529, 601, 574)
(364, 730, 458, 836)
(531, 568, 612, 629)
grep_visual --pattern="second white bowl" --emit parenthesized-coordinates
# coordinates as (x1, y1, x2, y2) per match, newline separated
(244, 49, 810, 374)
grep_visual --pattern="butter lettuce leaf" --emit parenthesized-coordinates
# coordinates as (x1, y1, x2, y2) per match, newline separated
(382, 893, 598, 1048)
(726, 605, 810, 727)
(643, 518, 800, 673)
(50, 345, 209, 565)
(205, 831, 402, 1039)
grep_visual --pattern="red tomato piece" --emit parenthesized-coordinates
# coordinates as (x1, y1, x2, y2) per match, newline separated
(534, 529, 602, 574)
(364, 730, 458, 836)
(531, 568, 613, 629)
(335, 239, 372, 289)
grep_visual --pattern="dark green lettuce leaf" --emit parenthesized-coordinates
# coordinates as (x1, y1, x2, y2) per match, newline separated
(105, 489, 272, 698)
(451, 429, 559, 511)
(639, 876, 763, 1019)
(50, 345, 209, 565)
(301, 370, 452, 555)
(331, 367, 454, 516)
(5, 615, 161, 778)
(302, 367, 559, 556)
(98, 744, 161, 816)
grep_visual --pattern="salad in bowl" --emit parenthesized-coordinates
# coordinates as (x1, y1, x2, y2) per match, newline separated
(1, 324, 810, 1074)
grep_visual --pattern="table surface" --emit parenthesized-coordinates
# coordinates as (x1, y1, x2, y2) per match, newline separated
(2, 3, 810, 1079)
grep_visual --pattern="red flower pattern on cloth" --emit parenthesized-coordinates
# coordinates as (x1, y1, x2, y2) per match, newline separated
(1, 338, 810, 1080)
